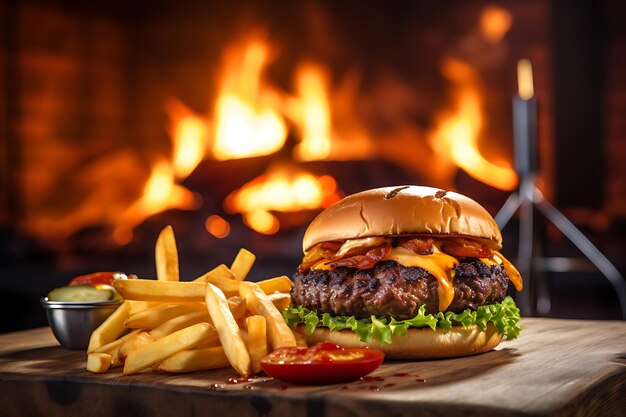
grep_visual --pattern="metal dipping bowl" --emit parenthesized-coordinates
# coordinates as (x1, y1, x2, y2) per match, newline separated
(41, 298, 122, 350)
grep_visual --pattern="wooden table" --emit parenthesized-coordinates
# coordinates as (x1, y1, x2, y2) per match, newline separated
(0, 318, 624, 417)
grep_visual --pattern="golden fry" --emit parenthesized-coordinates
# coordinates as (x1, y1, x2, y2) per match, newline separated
(194, 271, 240, 298)
(246, 315, 268, 374)
(94, 329, 141, 366)
(118, 332, 155, 362)
(126, 300, 162, 315)
(157, 346, 229, 373)
(227, 296, 248, 321)
(230, 248, 256, 281)
(125, 303, 204, 329)
(87, 353, 112, 373)
(193, 273, 291, 298)
(257, 276, 293, 294)
(193, 264, 234, 282)
(268, 293, 291, 310)
(205, 283, 251, 376)
(155, 225, 179, 282)
(149, 311, 212, 340)
(239, 282, 296, 349)
(94, 329, 140, 354)
(124, 322, 214, 375)
(113, 279, 207, 302)
(87, 302, 130, 353)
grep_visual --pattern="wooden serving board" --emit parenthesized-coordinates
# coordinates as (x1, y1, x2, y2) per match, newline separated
(0, 318, 625, 417)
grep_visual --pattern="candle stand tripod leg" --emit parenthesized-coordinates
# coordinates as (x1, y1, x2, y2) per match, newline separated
(494, 181, 625, 318)
(495, 192, 521, 228)
(517, 179, 535, 316)
(533, 188, 626, 320)
(495, 192, 533, 315)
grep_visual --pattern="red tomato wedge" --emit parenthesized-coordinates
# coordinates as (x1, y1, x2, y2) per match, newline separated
(68, 272, 126, 286)
(260, 343, 384, 385)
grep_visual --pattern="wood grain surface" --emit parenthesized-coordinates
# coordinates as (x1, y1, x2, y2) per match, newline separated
(0, 318, 625, 417)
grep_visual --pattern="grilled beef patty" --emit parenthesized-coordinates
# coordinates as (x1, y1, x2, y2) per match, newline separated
(291, 259, 509, 318)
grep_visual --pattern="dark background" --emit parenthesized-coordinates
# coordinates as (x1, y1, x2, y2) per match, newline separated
(1, 0, 625, 333)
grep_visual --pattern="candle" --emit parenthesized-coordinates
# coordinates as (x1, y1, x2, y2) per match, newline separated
(513, 59, 537, 176)
(512, 59, 538, 316)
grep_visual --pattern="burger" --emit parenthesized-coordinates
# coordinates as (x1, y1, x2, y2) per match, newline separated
(283, 185, 523, 359)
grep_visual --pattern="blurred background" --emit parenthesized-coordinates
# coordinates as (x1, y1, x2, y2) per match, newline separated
(1, 0, 625, 333)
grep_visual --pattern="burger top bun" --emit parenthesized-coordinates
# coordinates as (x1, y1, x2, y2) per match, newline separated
(303, 185, 502, 252)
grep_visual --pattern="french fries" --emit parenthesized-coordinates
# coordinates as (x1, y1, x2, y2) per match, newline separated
(87, 353, 112, 373)
(230, 248, 255, 281)
(124, 323, 215, 375)
(246, 315, 268, 374)
(193, 274, 292, 297)
(193, 264, 234, 282)
(257, 276, 293, 294)
(194, 270, 240, 298)
(127, 300, 162, 315)
(155, 225, 179, 281)
(125, 303, 204, 329)
(268, 292, 291, 310)
(227, 296, 248, 321)
(239, 282, 296, 349)
(87, 302, 130, 353)
(156, 346, 229, 373)
(118, 332, 155, 362)
(149, 311, 212, 340)
(113, 279, 207, 302)
(86, 227, 297, 378)
(94, 329, 142, 366)
(205, 284, 251, 376)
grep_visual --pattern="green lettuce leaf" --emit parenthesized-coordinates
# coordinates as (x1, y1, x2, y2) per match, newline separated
(283, 296, 522, 344)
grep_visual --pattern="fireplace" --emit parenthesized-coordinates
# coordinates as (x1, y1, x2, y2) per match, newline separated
(1, 0, 625, 332)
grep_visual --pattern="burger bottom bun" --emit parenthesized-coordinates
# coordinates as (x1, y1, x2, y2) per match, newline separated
(298, 323, 503, 359)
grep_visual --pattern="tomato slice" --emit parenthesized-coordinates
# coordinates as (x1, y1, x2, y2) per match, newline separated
(260, 343, 384, 385)
(68, 272, 127, 286)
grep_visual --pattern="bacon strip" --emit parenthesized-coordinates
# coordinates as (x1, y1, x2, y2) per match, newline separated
(397, 237, 434, 255)
(320, 242, 342, 252)
(328, 243, 391, 270)
(440, 238, 492, 259)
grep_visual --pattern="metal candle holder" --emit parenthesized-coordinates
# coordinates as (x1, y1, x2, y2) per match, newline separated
(496, 60, 626, 319)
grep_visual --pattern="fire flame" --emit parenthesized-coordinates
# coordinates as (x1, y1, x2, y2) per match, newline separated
(26, 25, 522, 245)
(291, 63, 333, 161)
(480, 5, 513, 42)
(114, 161, 200, 244)
(212, 38, 287, 160)
(428, 59, 518, 191)
(288, 65, 375, 162)
(224, 165, 340, 234)
(166, 99, 208, 179)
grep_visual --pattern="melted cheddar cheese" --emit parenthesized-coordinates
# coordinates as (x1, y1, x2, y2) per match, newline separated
(385, 246, 458, 311)
(308, 241, 524, 312)
(310, 245, 459, 311)
(494, 251, 523, 291)
(335, 237, 388, 257)
(310, 259, 332, 271)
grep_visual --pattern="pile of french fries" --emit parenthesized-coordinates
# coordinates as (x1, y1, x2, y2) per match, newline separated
(86, 225, 304, 376)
